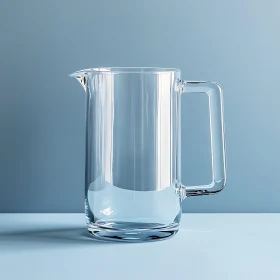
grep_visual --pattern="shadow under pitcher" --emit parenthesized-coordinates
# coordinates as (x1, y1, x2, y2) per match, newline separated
(70, 67, 226, 242)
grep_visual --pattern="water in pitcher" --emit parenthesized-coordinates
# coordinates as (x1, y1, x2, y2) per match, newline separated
(85, 177, 182, 232)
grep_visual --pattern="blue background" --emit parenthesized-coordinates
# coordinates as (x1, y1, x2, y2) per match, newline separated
(0, 0, 279, 213)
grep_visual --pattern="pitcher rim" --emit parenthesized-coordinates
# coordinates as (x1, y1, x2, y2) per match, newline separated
(69, 67, 180, 76)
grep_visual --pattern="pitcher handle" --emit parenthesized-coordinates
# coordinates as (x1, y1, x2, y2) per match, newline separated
(180, 81, 226, 197)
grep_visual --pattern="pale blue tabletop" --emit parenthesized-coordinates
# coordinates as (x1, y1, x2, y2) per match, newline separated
(0, 214, 279, 280)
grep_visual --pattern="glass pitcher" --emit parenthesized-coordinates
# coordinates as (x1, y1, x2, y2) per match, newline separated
(70, 67, 226, 242)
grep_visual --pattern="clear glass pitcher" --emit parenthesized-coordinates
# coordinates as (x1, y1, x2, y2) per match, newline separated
(70, 67, 226, 242)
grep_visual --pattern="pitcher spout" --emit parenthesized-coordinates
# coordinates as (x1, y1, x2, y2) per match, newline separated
(69, 70, 88, 91)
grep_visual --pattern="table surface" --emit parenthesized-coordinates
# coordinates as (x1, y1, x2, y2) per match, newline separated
(0, 214, 279, 280)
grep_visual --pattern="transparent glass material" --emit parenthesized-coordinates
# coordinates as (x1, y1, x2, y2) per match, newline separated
(70, 67, 226, 242)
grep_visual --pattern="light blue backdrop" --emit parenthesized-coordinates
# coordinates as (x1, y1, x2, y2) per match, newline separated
(0, 0, 279, 212)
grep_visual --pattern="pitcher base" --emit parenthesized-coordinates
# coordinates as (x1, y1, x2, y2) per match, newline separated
(87, 221, 179, 242)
